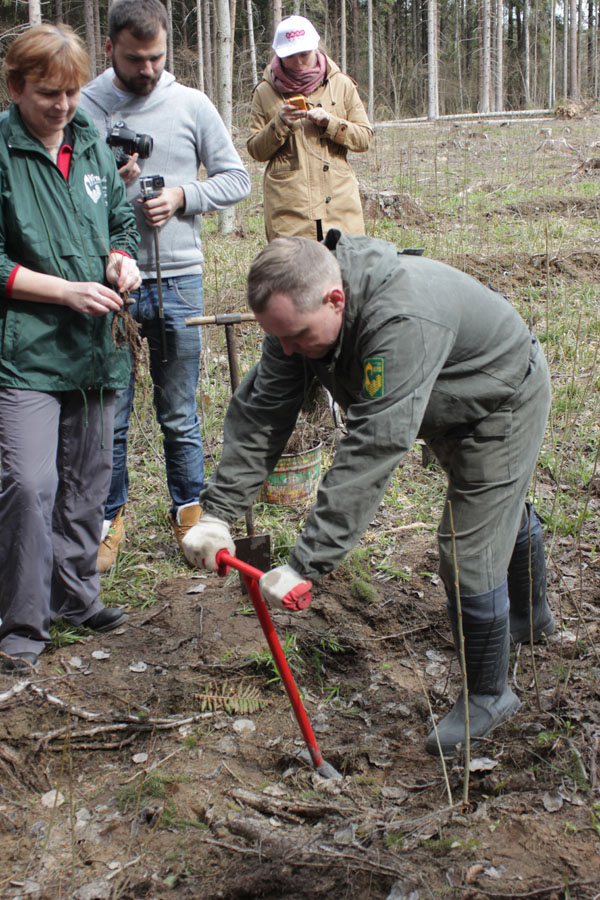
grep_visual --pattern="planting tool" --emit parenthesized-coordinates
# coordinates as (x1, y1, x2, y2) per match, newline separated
(184, 311, 271, 577)
(215, 548, 342, 780)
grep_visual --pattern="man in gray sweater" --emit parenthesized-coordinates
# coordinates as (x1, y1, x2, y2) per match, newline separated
(80, 0, 250, 569)
(183, 231, 555, 757)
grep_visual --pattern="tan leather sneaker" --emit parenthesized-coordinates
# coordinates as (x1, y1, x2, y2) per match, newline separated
(169, 503, 202, 552)
(97, 507, 125, 573)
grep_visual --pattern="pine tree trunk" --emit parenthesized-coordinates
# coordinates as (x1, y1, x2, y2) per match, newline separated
(570, 0, 579, 96)
(548, 0, 556, 105)
(495, 0, 503, 110)
(166, 0, 174, 73)
(197, 1, 205, 92)
(84, 0, 97, 75)
(478, 0, 491, 112)
(340, 0, 347, 72)
(366, 0, 374, 120)
(352, 0, 360, 80)
(203, 0, 213, 100)
(523, 0, 531, 104)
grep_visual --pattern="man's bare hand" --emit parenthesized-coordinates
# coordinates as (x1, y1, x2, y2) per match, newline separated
(139, 186, 185, 227)
(117, 152, 141, 185)
(106, 253, 142, 293)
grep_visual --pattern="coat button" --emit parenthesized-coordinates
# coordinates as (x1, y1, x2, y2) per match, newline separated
(323, 164, 329, 171)
(325, 196, 331, 203)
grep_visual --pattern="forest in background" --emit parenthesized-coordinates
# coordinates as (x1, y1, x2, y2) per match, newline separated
(2, 0, 600, 123)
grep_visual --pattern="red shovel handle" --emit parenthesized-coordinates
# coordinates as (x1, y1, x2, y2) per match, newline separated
(215, 548, 325, 771)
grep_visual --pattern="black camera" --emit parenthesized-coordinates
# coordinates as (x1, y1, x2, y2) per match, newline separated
(139, 174, 165, 200)
(106, 121, 153, 167)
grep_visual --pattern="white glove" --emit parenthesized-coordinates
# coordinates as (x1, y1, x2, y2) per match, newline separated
(259, 564, 313, 611)
(181, 514, 235, 571)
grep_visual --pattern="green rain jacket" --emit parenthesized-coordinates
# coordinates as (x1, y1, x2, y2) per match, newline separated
(0, 106, 139, 392)
(202, 231, 535, 580)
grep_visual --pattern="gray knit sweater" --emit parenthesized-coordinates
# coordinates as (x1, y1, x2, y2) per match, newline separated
(80, 69, 250, 278)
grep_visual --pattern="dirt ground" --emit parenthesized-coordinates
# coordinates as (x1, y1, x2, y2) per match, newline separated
(2, 115, 600, 900)
(1, 512, 599, 900)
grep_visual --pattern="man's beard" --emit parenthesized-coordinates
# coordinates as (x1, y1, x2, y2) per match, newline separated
(112, 60, 162, 96)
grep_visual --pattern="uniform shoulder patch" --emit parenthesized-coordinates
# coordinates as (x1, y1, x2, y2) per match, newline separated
(363, 357, 385, 399)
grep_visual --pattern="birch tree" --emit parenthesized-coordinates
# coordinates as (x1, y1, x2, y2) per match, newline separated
(427, 0, 439, 119)
(215, 0, 235, 234)
(29, 0, 41, 25)
(247, 0, 258, 87)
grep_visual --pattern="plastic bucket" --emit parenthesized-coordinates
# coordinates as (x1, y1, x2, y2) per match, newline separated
(259, 444, 322, 506)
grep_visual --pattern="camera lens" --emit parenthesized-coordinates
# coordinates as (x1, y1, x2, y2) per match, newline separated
(136, 135, 153, 159)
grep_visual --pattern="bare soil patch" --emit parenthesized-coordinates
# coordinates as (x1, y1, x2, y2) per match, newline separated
(1, 521, 599, 900)
(454, 250, 600, 292)
(3, 117, 600, 900)
(502, 198, 600, 219)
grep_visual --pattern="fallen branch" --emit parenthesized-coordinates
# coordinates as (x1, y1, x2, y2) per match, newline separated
(371, 624, 432, 642)
(0, 679, 31, 706)
(227, 814, 409, 879)
(138, 602, 171, 626)
(476, 880, 597, 899)
(387, 522, 436, 533)
(30, 712, 214, 749)
(29, 683, 102, 720)
(230, 787, 356, 823)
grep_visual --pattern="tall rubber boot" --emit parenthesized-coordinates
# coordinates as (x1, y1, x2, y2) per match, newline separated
(425, 611, 520, 757)
(508, 505, 555, 644)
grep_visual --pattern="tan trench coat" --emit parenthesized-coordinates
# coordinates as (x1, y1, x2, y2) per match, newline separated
(247, 57, 373, 241)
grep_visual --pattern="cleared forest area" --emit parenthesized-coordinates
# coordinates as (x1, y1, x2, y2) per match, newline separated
(0, 112, 599, 900)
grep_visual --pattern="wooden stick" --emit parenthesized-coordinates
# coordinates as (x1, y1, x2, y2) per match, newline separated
(184, 311, 256, 327)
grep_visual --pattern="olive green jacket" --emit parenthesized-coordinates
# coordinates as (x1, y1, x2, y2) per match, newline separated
(0, 106, 139, 392)
(247, 57, 373, 241)
(202, 232, 534, 580)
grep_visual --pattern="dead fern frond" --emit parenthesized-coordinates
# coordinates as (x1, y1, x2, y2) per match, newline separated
(194, 680, 268, 715)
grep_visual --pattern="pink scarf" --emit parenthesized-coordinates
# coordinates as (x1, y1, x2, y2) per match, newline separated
(270, 51, 327, 97)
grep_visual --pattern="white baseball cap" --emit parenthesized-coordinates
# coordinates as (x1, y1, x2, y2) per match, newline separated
(272, 16, 320, 59)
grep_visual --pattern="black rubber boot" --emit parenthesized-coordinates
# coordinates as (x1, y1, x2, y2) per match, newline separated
(508, 505, 555, 644)
(425, 612, 520, 757)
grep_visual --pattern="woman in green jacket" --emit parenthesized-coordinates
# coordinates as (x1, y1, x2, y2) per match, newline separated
(0, 24, 141, 673)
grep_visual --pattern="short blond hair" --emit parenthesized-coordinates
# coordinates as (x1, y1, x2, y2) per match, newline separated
(247, 237, 342, 313)
(3, 23, 90, 92)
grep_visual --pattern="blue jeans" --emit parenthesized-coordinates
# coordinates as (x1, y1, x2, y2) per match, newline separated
(105, 274, 204, 520)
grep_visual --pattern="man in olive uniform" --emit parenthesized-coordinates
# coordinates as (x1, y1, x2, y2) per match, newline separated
(182, 230, 555, 756)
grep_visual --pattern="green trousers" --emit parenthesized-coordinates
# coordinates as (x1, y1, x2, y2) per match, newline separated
(428, 336, 550, 600)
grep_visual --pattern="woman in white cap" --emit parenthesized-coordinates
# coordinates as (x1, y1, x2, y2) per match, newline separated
(247, 15, 373, 242)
